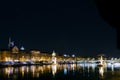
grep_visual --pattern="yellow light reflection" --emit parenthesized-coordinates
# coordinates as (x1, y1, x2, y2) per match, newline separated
(99, 67, 104, 78)
(30, 66, 35, 77)
(21, 67, 25, 77)
(52, 64, 57, 76)
(5, 67, 13, 78)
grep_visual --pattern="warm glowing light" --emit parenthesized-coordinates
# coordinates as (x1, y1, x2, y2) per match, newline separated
(21, 67, 25, 77)
(52, 64, 57, 76)
(5, 67, 13, 78)
(31, 66, 35, 77)
(99, 67, 104, 78)
(52, 51, 57, 64)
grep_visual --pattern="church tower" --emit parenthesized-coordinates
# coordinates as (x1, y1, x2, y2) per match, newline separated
(8, 37, 14, 50)
(52, 50, 57, 64)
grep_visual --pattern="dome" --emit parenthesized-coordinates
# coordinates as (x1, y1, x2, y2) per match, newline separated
(52, 51, 56, 56)
(20, 46, 25, 51)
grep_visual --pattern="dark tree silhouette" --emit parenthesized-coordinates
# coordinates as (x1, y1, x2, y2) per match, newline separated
(94, 0, 120, 48)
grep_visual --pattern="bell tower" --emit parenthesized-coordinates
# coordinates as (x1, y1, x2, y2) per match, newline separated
(8, 37, 14, 50)
(52, 50, 57, 64)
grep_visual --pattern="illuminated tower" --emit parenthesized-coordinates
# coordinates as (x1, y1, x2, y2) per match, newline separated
(8, 37, 11, 49)
(8, 37, 14, 50)
(52, 51, 57, 64)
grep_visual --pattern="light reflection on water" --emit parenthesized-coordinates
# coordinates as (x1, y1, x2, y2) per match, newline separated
(52, 64, 57, 77)
(0, 63, 120, 80)
(99, 66, 104, 78)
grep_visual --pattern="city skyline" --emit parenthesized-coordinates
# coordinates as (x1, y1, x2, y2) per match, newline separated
(0, 34, 119, 57)
(0, 0, 119, 57)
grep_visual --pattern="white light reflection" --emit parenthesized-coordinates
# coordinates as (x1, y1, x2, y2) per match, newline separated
(91, 64, 96, 72)
(99, 67, 104, 79)
(114, 63, 120, 67)
(111, 64, 114, 75)
(64, 65, 67, 75)
(71, 64, 75, 71)
(52, 64, 57, 77)
(87, 64, 90, 73)
(71, 64, 76, 75)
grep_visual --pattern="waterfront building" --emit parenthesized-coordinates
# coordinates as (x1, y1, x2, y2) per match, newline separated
(30, 50, 41, 62)
(0, 37, 82, 65)
(0, 50, 11, 62)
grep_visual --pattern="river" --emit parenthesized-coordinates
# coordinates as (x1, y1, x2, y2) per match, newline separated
(0, 63, 120, 80)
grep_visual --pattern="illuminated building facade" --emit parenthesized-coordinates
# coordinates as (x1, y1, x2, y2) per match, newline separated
(0, 37, 78, 64)
(0, 49, 53, 63)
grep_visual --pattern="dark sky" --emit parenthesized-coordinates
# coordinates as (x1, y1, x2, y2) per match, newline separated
(0, 0, 119, 57)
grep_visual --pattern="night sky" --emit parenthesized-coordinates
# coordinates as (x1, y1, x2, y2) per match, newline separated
(0, 0, 119, 56)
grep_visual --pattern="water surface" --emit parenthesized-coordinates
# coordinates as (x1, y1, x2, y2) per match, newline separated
(0, 63, 120, 80)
